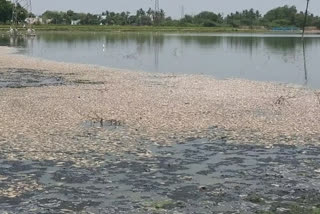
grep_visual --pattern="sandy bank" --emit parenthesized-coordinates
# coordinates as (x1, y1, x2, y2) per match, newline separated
(0, 46, 320, 162)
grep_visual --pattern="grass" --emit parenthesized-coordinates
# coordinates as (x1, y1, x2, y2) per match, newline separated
(0, 24, 268, 33)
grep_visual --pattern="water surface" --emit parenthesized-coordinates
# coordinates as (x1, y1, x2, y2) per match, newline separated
(1, 32, 320, 88)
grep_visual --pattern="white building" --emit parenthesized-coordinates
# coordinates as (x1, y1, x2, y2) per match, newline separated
(25, 17, 43, 25)
(71, 19, 81, 25)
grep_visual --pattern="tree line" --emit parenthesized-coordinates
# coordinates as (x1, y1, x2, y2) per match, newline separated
(1, 0, 320, 29)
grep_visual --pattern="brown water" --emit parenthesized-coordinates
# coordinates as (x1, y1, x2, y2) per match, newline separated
(1, 32, 320, 88)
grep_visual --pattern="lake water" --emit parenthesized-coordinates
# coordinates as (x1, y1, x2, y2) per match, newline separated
(1, 32, 320, 88)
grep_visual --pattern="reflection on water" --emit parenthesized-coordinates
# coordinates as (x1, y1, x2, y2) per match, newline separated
(1, 32, 320, 88)
(303, 41, 308, 86)
(0, 35, 28, 47)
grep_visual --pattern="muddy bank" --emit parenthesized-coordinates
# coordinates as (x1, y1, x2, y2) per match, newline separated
(0, 46, 320, 146)
(0, 68, 65, 88)
(0, 67, 104, 88)
(0, 46, 320, 213)
(1, 138, 320, 213)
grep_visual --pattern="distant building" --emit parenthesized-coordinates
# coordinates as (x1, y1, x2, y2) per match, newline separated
(71, 19, 81, 25)
(304, 26, 320, 34)
(45, 19, 53, 24)
(25, 17, 43, 25)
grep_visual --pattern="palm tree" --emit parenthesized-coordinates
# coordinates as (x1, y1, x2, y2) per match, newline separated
(147, 8, 153, 18)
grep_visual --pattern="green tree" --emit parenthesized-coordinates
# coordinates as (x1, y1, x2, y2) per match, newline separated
(80, 13, 99, 25)
(136, 8, 146, 17)
(0, 0, 13, 23)
(180, 15, 194, 25)
(315, 19, 320, 29)
(180, 11, 222, 27)
(136, 8, 152, 25)
(128, 15, 137, 25)
(140, 15, 152, 25)
(64, 10, 75, 24)
(33, 5, 320, 28)
(226, 9, 261, 27)
(263, 5, 297, 26)
(146, 8, 153, 18)
(13, 3, 28, 23)
(194, 11, 219, 25)
(42, 11, 65, 24)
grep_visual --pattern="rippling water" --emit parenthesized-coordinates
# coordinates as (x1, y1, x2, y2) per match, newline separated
(1, 32, 320, 88)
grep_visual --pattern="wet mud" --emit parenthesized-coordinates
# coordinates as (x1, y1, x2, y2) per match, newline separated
(0, 68, 65, 88)
(1, 139, 320, 213)
(0, 68, 103, 88)
(0, 65, 320, 213)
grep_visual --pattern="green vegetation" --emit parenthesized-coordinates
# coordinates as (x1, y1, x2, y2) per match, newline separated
(226, 9, 262, 27)
(0, 24, 260, 33)
(33, 6, 319, 29)
(0, 0, 12, 23)
(263, 5, 320, 28)
(0, 0, 29, 24)
(0, 0, 320, 31)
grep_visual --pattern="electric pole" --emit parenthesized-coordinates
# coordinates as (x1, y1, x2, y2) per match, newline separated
(302, 0, 310, 40)
(11, 0, 32, 25)
(155, 0, 159, 13)
(181, 5, 185, 19)
(302, 0, 310, 85)
(154, 0, 160, 25)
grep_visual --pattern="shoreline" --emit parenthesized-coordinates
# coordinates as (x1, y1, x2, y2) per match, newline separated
(1, 46, 320, 213)
(1, 25, 320, 34)
(0, 25, 266, 33)
(1, 46, 320, 151)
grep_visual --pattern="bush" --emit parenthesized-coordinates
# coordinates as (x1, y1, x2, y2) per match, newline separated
(269, 19, 291, 27)
(203, 20, 218, 27)
(315, 20, 320, 29)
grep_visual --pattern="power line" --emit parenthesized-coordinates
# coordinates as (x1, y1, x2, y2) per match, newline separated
(181, 5, 185, 19)
(153, 0, 160, 25)
(11, 0, 32, 24)
(155, 0, 159, 13)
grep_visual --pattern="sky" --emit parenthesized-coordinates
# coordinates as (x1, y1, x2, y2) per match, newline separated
(31, 0, 320, 18)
